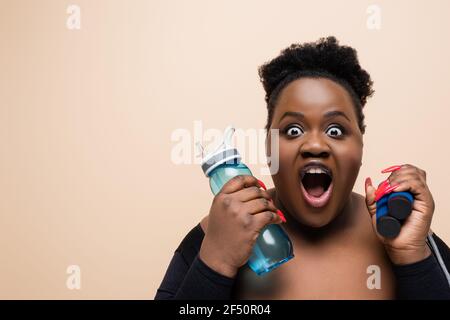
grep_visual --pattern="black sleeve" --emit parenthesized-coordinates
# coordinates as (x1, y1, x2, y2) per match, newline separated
(154, 224, 235, 300)
(392, 233, 450, 300)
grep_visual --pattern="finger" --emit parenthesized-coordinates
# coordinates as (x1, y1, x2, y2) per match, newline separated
(387, 176, 429, 202)
(387, 171, 424, 190)
(252, 211, 283, 232)
(387, 167, 425, 186)
(381, 165, 403, 173)
(375, 181, 401, 201)
(243, 197, 279, 215)
(220, 175, 259, 194)
(384, 184, 400, 194)
(257, 179, 267, 190)
(365, 177, 377, 217)
(376, 179, 389, 189)
(384, 164, 427, 187)
(384, 163, 408, 173)
(276, 209, 287, 222)
(386, 166, 416, 181)
(383, 178, 433, 220)
(236, 186, 272, 202)
(420, 169, 427, 181)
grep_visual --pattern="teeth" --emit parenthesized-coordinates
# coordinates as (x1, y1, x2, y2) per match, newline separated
(306, 167, 326, 174)
(300, 166, 331, 180)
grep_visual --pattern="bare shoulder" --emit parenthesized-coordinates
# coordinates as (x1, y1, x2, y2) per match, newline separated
(352, 192, 371, 220)
(351, 192, 381, 240)
(352, 192, 366, 206)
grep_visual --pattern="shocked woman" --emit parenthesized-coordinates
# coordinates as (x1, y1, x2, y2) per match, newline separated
(155, 37, 450, 300)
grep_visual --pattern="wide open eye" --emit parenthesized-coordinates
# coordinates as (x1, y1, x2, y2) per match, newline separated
(286, 125, 304, 137)
(326, 125, 344, 138)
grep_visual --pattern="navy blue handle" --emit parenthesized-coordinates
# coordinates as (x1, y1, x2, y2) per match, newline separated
(376, 191, 413, 238)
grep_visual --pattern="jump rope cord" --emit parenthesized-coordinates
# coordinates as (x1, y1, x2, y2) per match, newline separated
(427, 233, 450, 288)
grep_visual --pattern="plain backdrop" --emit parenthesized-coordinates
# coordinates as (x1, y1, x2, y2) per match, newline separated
(0, 0, 449, 299)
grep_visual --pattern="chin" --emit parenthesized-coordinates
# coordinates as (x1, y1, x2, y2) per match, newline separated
(296, 212, 337, 229)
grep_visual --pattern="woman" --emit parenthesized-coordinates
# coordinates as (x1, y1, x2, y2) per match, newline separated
(155, 37, 450, 299)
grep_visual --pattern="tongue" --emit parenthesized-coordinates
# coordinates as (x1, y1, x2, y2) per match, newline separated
(303, 174, 327, 197)
(307, 185, 325, 197)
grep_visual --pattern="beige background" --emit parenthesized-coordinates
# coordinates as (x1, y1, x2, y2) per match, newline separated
(0, 0, 449, 299)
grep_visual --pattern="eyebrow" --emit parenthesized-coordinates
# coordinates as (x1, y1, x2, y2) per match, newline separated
(279, 110, 351, 123)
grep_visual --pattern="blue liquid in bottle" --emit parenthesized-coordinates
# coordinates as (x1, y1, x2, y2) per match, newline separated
(199, 126, 294, 275)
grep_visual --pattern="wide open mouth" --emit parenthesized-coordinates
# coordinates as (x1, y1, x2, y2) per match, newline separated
(300, 166, 333, 198)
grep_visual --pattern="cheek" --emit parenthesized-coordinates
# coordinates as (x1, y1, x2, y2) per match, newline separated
(270, 141, 298, 185)
(335, 141, 362, 184)
(277, 142, 297, 172)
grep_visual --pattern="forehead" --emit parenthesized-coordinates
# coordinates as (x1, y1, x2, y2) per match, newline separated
(274, 77, 357, 122)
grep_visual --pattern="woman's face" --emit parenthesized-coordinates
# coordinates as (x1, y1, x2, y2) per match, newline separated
(267, 77, 364, 228)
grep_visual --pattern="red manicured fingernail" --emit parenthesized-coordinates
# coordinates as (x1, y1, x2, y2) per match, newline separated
(365, 177, 372, 189)
(277, 210, 286, 223)
(378, 179, 390, 188)
(385, 184, 400, 193)
(257, 179, 267, 190)
(381, 165, 402, 173)
(375, 180, 394, 201)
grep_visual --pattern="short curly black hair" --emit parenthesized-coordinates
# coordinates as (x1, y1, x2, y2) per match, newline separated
(258, 36, 374, 134)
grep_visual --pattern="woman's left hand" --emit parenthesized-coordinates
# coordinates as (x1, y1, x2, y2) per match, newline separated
(365, 164, 434, 265)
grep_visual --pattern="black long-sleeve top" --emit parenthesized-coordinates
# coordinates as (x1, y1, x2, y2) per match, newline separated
(155, 224, 450, 300)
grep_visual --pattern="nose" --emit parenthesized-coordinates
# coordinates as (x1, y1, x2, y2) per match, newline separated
(300, 132, 331, 159)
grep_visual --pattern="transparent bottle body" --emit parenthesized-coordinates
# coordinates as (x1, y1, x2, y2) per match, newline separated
(209, 162, 294, 275)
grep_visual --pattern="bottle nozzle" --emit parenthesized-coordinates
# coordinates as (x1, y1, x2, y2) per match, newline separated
(197, 124, 237, 161)
(199, 124, 241, 176)
(223, 125, 235, 148)
(195, 141, 205, 158)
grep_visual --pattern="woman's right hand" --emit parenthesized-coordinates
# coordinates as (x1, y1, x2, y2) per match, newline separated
(199, 175, 285, 278)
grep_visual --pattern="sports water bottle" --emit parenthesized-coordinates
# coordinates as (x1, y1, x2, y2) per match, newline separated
(198, 125, 294, 275)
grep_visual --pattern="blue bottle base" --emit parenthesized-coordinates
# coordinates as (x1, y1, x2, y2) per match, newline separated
(249, 254, 295, 276)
